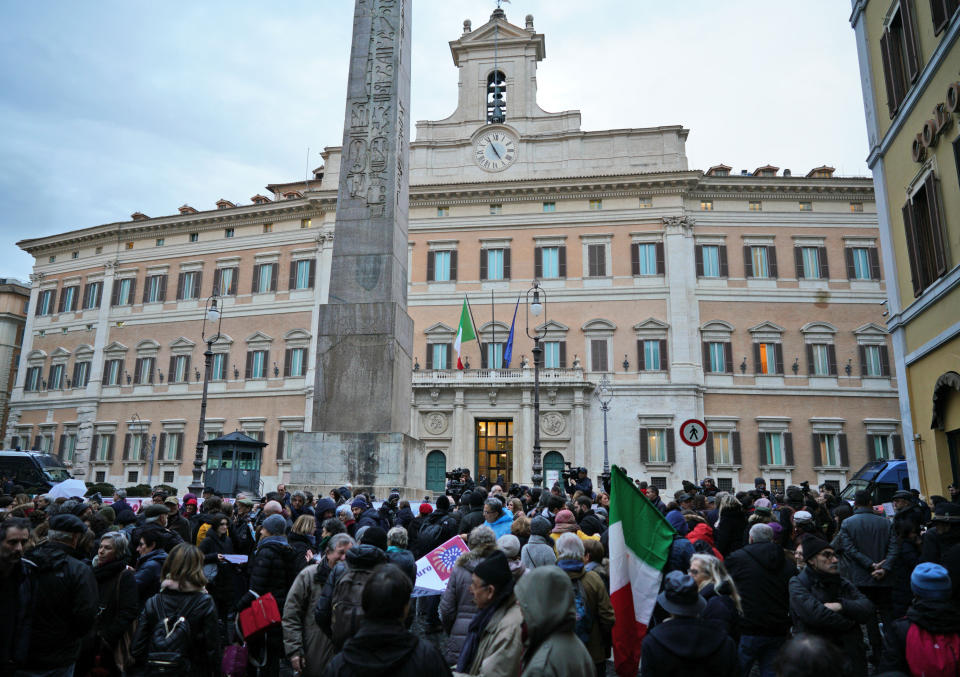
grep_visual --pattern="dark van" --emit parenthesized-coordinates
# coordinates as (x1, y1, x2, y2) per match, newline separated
(0, 451, 73, 493)
(840, 459, 910, 506)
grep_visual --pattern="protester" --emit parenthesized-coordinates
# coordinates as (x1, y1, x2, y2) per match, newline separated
(458, 491, 486, 537)
(688, 553, 741, 642)
(773, 634, 845, 677)
(481, 498, 513, 539)
(132, 543, 221, 677)
(496, 534, 525, 581)
(724, 523, 796, 677)
(551, 509, 598, 544)
(510, 514, 530, 548)
(165, 496, 191, 542)
(513, 564, 595, 676)
(439, 525, 497, 665)
(640, 571, 738, 677)
(289, 514, 318, 571)
(0, 518, 34, 671)
(556, 532, 615, 676)
(283, 533, 355, 677)
(198, 512, 236, 637)
(321, 563, 451, 677)
(789, 535, 875, 676)
(714, 493, 746, 557)
(412, 495, 458, 558)
(455, 550, 523, 675)
(921, 501, 960, 564)
(134, 529, 168, 605)
(520, 515, 557, 569)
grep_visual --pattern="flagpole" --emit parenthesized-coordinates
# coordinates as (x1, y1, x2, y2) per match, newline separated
(466, 294, 485, 370)
(491, 289, 496, 369)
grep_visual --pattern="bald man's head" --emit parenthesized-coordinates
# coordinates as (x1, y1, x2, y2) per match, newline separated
(264, 500, 283, 516)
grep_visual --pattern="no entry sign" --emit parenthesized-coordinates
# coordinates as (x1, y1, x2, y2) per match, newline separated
(680, 419, 707, 446)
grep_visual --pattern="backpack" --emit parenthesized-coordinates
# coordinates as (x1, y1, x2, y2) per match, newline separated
(571, 578, 594, 645)
(905, 623, 960, 676)
(416, 515, 454, 557)
(145, 593, 204, 676)
(330, 565, 380, 649)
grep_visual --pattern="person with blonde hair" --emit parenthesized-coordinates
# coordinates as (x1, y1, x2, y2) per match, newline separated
(289, 513, 317, 571)
(688, 553, 742, 641)
(131, 543, 221, 676)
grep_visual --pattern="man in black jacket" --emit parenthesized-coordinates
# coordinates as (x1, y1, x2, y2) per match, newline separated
(457, 491, 485, 537)
(0, 518, 34, 672)
(789, 535, 875, 677)
(412, 496, 458, 558)
(17, 514, 98, 677)
(322, 563, 450, 677)
(725, 523, 796, 677)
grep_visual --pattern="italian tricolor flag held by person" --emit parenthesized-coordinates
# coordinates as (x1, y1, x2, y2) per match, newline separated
(609, 465, 676, 677)
(453, 299, 476, 369)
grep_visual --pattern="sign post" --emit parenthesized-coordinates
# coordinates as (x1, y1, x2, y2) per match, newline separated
(679, 418, 708, 484)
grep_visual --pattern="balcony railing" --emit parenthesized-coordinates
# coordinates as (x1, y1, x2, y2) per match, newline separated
(413, 367, 587, 384)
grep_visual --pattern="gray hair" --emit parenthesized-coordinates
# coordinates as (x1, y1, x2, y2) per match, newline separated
(114, 489, 127, 500)
(326, 533, 355, 553)
(483, 498, 502, 516)
(556, 532, 585, 560)
(387, 526, 408, 548)
(468, 524, 497, 549)
(47, 529, 76, 544)
(497, 534, 521, 559)
(337, 505, 352, 519)
(749, 523, 774, 543)
(292, 490, 307, 501)
(94, 531, 131, 565)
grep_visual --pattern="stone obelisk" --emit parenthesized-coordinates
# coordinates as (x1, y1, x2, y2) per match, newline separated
(291, 0, 421, 496)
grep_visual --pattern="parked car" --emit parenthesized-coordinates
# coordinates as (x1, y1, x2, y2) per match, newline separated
(0, 451, 73, 493)
(840, 459, 910, 507)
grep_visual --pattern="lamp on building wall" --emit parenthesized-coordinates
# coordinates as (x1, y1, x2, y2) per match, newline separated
(845, 359, 852, 376)
(413, 357, 420, 371)
(623, 355, 629, 371)
(594, 373, 613, 492)
(195, 368, 201, 381)
(792, 358, 800, 375)
(190, 297, 223, 494)
(273, 362, 280, 377)
(233, 365, 239, 379)
(125, 372, 131, 385)
(525, 280, 547, 488)
(740, 357, 747, 374)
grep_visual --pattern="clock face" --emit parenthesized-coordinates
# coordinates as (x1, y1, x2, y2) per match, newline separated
(474, 131, 517, 172)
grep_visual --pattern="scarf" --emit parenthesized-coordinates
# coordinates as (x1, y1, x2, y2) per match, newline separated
(908, 597, 960, 634)
(557, 559, 583, 573)
(456, 579, 515, 673)
(551, 521, 578, 535)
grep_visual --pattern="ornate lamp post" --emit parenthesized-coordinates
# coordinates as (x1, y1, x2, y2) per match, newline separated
(525, 281, 547, 488)
(189, 297, 223, 495)
(594, 374, 613, 492)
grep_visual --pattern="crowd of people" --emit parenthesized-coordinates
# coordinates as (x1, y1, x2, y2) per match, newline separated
(0, 472, 958, 677)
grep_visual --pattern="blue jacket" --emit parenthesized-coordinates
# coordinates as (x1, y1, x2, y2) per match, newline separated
(487, 510, 514, 538)
(134, 549, 167, 605)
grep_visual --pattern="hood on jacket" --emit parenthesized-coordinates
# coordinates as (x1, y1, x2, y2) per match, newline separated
(666, 510, 688, 535)
(345, 543, 388, 569)
(455, 543, 497, 569)
(530, 516, 552, 537)
(908, 598, 960, 634)
(315, 497, 337, 516)
(28, 541, 75, 572)
(256, 535, 291, 555)
(687, 523, 715, 545)
(742, 541, 787, 571)
(338, 620, 418, 675)
(647, 616, 730, 658)
(515, 565, 575, 647)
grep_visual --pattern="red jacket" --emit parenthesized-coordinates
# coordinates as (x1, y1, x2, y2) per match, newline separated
(687, 522, 723, 560)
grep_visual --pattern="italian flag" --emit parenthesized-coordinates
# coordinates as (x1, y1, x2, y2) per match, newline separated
(609, 465, 676, 677)
(453, 299, 475, 370)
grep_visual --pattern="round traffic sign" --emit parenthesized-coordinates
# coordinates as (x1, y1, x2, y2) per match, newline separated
(679, 419, 708, 446)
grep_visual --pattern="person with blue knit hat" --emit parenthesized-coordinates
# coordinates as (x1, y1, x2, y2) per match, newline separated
(879, 562, 960, 674)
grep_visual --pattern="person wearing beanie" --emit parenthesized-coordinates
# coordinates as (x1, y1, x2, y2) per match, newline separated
(789, 535, 874, 676)
(352, 497, 386, 532)
(439, 525, 499, 665)
(496, 534, 524, 581)
(412, 495, 458, 559)
(549, 509, 600, 546)
(878, 562, 960, 675)
(521, 515, 557, 570)
(456, 551, 523, 675)
(405, 502, 432, 545)
(419, 502, 434, 516)
(458, 490, 486, 537)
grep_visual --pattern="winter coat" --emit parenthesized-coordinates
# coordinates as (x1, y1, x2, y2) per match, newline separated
(878, 597, 960, 675)
(485, 510, 514, 539)
(396, 506, 414, 529)
(314, 544, 388, 639)
(93, 560, 139, 650)
(132, 583, 221, 677)
(198, 528, 236, 610)
(355, 506, 385, 531)
(439, 547, 490, 665)
(724, 541, 796, 637)
(835, 507, 898, 588)
(458, 505, 485, 536)
(520, 534, 557, 570)
(562, 563, 615, 663)
(21, 541, 99, 669)
(134, 548, 168, 605)
(386, 546, 417, 584)
(714, 506, 747, 557)
(700, 581, 740, 643)
(890, 537, 921, 618)
(167, 511, 192, 543)
(639, 616, 738, 677)
(920, 524, 960, 564)
(288, 531, 316, 572)
(649, 496, 668, 515)
(664, 535, 694, 576)
(412, 509, 459, 558)
(789, 566, 875, 676)
(283, 561, 336, 677)
(0, 557, 34, 668)
(686, 522, 722, 560)
(459, 595, 524, 677)
(321, 619, 451, 677)
(231, 513, 257, 556)
(515, 566, 595, 676)
(240, 535, 297, 611)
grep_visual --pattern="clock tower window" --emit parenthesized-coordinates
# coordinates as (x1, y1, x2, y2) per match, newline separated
(487, 70, 507, 124)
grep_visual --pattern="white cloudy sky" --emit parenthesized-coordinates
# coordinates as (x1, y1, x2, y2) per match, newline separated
(0, 1, 869, 280)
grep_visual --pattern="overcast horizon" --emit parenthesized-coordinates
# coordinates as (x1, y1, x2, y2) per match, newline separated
(0, 1, 870, 280)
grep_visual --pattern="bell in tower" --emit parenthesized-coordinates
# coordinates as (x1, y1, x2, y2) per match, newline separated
(487, 70, 507, 124)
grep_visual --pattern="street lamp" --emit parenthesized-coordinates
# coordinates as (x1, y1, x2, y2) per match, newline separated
(189, 297, 223, 495)
(594, 374, 613, 493)
(525, 281, 547, 488)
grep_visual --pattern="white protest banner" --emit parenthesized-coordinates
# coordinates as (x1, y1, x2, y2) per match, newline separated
(412, 535, 468, 597)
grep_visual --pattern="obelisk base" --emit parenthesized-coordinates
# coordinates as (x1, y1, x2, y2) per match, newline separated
(288, 431, 428, 501)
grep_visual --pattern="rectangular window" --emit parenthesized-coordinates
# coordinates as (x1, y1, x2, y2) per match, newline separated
(162, 433, 183, 461)
(59, 286, 78, 313)
(489, 204, 502, 215)
(430, 251, 454, 282)
(437, 206, 449, 217)
(751, 246, 770, 278)
(902, 173, 949, 296)
(638, 198, 653, 209)
(849, 248, 873, 280)
(590, 339, 608, 372)
(544, 341, 563, 368)
(542, 201, 556, 212)
(117, 278, 135, 305)
(707, 342, 727, 373)
(872, 435, 891, 460)
(60, 433, 77, 463)
(211, 353, 227, 380)
(104, 359, 123, 386)
(215, 267, 237, 296)
(485, 249, 505, 280)
(48, 364, 65, 390)
(651, 476, 667, 490)
(801, 247, 820, 279)
(125, 433, 145, 462)
(749, 201, 762, 211)
(285, 347, 307, 377)
(134, 357, 155, 384)
(635, 243, 658, 275)
(764, 432, 784, 465)
(700, 200, 713, 211)
(862, 344, 885, 377)
(263, 224, 273, 233)
(756, 343, 779, 375)
(587, 244, 606, 277)
(589, 199, 602, 210)
(37, 290, 55, 315)
(430, 343, 448, 370)
(799, 201, 812, 212)
(170, 355, 190, 383)
(819, 434, 840, 467)
(647, 430, 667, 463)
(225, 228, 234, 238)
(247, 350, 268, 379)
(253, 264, 276, 293)
(701, 245, 721, 277)
(72, 361, 90, 388)
(82, 281, 102, 310)
(189, 232, 199, 242)
(143, 275, 166, 303)
(293, 260, 314, 290)
(163, 470, 175, 483)
(712, 432, 732, 465)
(24, 366, 42, 392)
(811, 344, 831, 376)
(717, 477, 734, 492)
(487, 343, 504, 369)
(541, 247, 560, 278)
(642, 340, 661, 371)
(850, 202, 864, 213)
(156, 238, 164, 247)
(300, 218, 312, 229)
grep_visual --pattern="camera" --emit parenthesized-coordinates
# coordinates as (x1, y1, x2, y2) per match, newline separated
(445, 467, 469, 500)
(561, 461, 577, 483)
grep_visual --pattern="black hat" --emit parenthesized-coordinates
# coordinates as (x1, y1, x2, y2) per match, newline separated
(473, 550, 512, 589)
(932, 502, 960, 522)
(436, 495, 450, 511)
(360, 526, 388, 551)
(656, 571, 706, 617)
(801, 534, 832, 561)
(142, 503, 169, 519)
(49, 513, 86, 534)
(116, 509, 137, 526)
(892, 490, 914, 501)
(678, 493, 693, 503)
(71, 502, 91, 517)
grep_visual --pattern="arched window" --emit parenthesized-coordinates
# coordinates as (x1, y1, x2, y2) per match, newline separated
(487, 71, 507, 123)
(543, 451, 565, 488)
(426, 450, 447, 492)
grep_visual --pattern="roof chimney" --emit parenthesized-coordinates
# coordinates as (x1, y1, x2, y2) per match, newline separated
(130, 212, 149, 221)
(178, 205, 198, 215)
